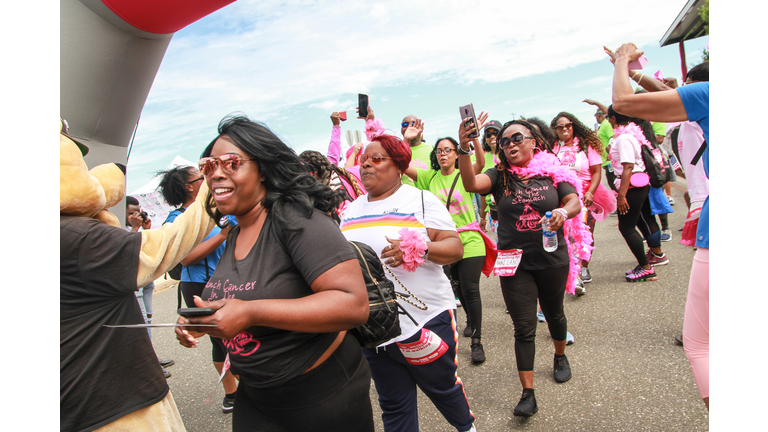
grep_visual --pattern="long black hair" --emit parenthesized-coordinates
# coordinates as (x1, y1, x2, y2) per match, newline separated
(550, 111, 603, 155)
(607, 105, 657, 147)
(156, 166, 197, 208)
(201, 114, 343, 230)
(492, 119, 555, 197)
(429, 137, 460, 171)
(524, 116, 557, 146)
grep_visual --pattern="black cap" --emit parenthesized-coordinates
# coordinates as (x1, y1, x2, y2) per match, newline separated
(484, 120, 502, 131)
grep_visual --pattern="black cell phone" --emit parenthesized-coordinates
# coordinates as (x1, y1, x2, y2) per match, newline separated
(178, 307, 216, 318)
(459, 103, 479, 139)
(358, 94, 369, 118)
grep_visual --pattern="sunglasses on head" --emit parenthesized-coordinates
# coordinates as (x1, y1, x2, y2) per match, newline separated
(554, 123, 573, 132)
(498, 132, 534, 149)
(360, 153, 393, 164)
(401, 121, 415, 128)
(199, 154, 257, 177)
(484, 129, 499, 138)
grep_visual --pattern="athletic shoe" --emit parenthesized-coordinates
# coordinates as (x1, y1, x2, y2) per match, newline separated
(667, 195, 675, 205)
(580, 267, 592, 283)
(610, 210, 618, 217)
(537, 309, 546, 323)
(626, 265, 642, 275)
(626, 266, 658, 282)
(159, 358, 175, 368)
(566, 331, 574, 345)
(163, 368, 171, 379)
(463, 325, 472, 338)
(646, 250, 670, 266)
(660, 229, 672, 242)
(553, 354, 572, 383)
(470, 342, 486, 364)
(513, 389, 538, 417)
(574, 278, 586, 296)
(455, 297, 462, 308)
(222, 395, 235, 414)
(675, 335, 684, 346)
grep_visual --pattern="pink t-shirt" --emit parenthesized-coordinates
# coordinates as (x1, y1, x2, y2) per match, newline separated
(555, 142, 603, 188)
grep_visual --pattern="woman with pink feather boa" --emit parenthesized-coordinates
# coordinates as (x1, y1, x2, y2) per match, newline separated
(458, 118, 592, 418)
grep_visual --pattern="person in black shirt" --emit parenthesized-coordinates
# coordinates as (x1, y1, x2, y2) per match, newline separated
(458, 118, 584, 418)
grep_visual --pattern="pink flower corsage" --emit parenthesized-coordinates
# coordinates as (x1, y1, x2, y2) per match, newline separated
(397, 227, 427, 272)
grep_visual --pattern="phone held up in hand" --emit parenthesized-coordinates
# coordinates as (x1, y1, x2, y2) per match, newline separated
(178, 307, 216, 318)
(459, 103, 479, 139)
(358, 94, 369, 118)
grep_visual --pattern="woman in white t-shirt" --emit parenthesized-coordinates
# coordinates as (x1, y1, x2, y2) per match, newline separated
(340, 133, 477, 432)
(607, 105, 667, 282)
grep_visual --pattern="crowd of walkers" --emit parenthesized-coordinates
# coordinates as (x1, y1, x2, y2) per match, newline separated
(60, 42, 708, 432)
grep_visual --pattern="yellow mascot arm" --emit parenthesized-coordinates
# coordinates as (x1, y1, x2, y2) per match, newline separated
(136, 181, 216, 287)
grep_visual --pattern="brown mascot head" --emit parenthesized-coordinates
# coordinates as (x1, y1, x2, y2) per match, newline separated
(60, 119, 127, 227)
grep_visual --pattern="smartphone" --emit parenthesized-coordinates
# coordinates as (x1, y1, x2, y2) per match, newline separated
(178, 307, 216, 318)
(459, 103, 479, 139)
(358, 94, 369, 118)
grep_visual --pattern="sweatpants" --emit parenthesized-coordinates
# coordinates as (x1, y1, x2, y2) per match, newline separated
(501, 265, 569, 371)
(232, 333, 374, 432)
(364, 310, 475, 432)
(445, 256, 485, 338)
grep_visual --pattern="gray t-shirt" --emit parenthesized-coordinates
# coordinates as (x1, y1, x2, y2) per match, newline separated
(202, 204, 356, 388)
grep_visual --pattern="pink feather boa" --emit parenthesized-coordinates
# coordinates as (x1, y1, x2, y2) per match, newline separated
(613, 122, 651, 148)
(506, 151, 594, 294)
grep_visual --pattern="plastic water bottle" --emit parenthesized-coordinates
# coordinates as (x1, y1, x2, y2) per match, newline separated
(542, 211, 558, 252)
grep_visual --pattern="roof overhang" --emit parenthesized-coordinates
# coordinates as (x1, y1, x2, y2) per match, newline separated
(660, 0, 708, 47)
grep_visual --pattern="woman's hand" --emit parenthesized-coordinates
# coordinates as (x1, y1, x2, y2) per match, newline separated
(356, 106, 375, 121)
(617, 194, 629, 215)
(541, 211, 566, 232)
(175, 315, 205, 348)
(403, 118, 424, 143)
(604, 46, 616, 65)
(352, 142, 363, 155)
(331, 111, 341, 126)
(458, 117, 476, 151)
(614, 43, 644, 64)
(381, 237, 404, 268)
(583, 191, 594, 207)
(180, 296, 254, 340)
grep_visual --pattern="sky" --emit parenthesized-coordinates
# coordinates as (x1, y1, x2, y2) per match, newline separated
(124, 0, 709, 193)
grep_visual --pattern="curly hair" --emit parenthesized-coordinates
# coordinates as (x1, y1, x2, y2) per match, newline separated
(156, 166, 197, 208)
(201, 114, 344, 230)
(299, 150, 365, 200)
(550, 112, 603, 155)
(429, 137, 459, 171)
(493, 119, 555, 197)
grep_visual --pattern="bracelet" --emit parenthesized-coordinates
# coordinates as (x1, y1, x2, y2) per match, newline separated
(553, 208, 568, 220)
(458, 145, 472, 155)
(637, 73, 643, 85)
(632, 71, 640, 80)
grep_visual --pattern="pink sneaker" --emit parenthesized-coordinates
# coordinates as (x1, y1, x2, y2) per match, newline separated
(626, 266, 658, 282)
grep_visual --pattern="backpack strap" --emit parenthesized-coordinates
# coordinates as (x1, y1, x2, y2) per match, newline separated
(690, 140, 707, 166)
(445, 172, 461, 211)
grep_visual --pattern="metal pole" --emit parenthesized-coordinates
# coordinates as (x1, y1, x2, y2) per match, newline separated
(679, 41, 688, 81)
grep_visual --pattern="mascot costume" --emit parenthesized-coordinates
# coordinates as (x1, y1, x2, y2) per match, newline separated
(60, 119, 215, 432)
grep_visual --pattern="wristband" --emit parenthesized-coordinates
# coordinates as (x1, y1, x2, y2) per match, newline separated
(553, 208, 568, 220)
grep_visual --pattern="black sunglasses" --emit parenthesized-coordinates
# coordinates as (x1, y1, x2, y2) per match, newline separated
(186, 176, 204, 184)
(498, 132, 533, 149)
(484, 129, 499, 138)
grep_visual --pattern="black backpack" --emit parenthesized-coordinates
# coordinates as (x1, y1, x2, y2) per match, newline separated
(640, 139, 672, 188)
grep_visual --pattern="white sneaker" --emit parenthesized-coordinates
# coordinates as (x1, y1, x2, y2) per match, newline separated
(666, 195, 675, 205)
(574, 278, 586, 296)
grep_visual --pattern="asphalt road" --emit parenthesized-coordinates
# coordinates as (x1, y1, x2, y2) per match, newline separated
(149, 179, 709, 431)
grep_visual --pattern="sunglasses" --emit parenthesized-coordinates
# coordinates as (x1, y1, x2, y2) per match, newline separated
(401, 121, 415, 128)
(199, 154, 257, 177)
(484, 129, 499, 138)
(186, 176, 204, 184)
(498, 132, 533, 149)
(554, 123, 573, 132)
(360, 153, 393, 164)
(435, 148, 456, 156)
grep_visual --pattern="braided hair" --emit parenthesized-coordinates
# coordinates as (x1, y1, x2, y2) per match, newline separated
(550, 111, 604, 155)
(493, 119, 555, 197)
(299, 150, 365, 200)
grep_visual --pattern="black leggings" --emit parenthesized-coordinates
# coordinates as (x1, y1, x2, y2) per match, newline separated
(501, 265, 569, 372)
(618, 185, 660, 266)
(232, 333, 374, 431)
(445, 256, 485, 338)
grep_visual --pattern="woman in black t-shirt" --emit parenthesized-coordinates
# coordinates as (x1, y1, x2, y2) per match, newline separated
(458, 119, 584, 418)
(174, 115, 374, 431)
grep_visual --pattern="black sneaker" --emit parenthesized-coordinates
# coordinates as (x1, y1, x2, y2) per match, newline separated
(463, 325, 472, 337)
(163, 368, 171, 379)
(222, 395, 235, 414)
(553, 354, 571, 383)
(470, 342, 486, 363)
(159, 358, 175, 368)
(513, 389, 538, 417)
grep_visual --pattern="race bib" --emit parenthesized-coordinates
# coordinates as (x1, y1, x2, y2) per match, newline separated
(396, 328, 448, 365)
(494, 249, 523, 277)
